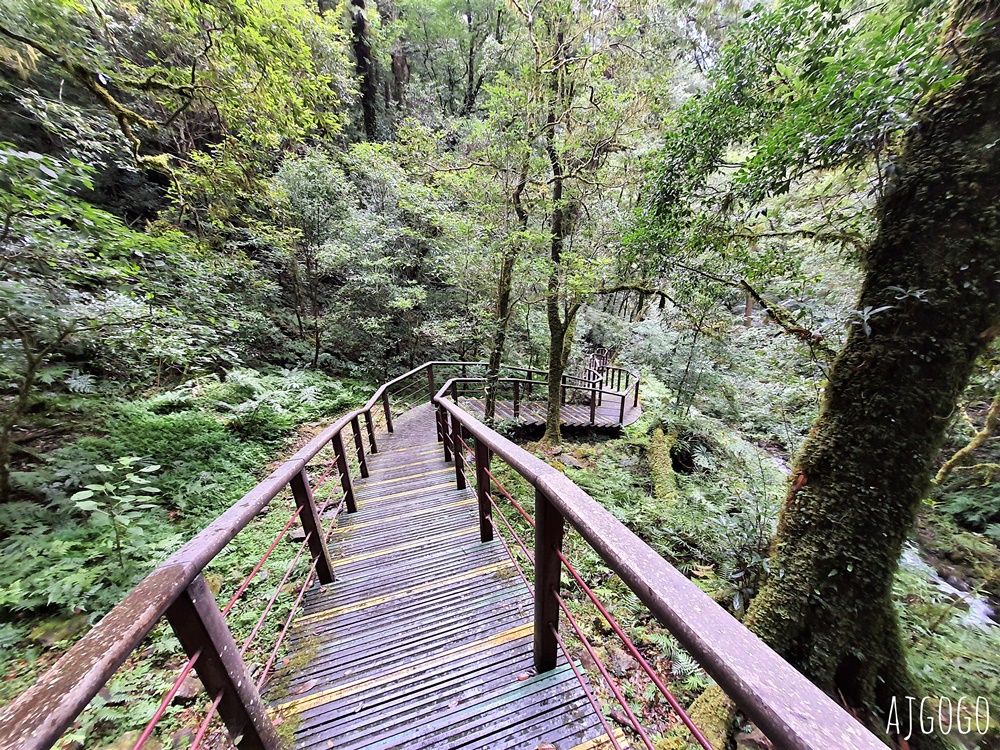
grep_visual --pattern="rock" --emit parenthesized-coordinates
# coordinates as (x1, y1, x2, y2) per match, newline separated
(168, 729, 194, 749)
(561, 455, 584, 469)
(96, 731, 162, 750)
(735, 727, 772, 750)
(551, 446, 563, 456)
(607, 647, 638, 678)
(288, 527, 307, 543)
(29, 614, 90, 647)
(172, 673, 204, 704)
(256, 502, 270, 517)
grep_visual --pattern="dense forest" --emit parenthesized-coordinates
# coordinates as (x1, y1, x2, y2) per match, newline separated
(1, 0, 999, 747)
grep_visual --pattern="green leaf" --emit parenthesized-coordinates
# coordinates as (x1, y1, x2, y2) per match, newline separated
(71, 490, 95, 501)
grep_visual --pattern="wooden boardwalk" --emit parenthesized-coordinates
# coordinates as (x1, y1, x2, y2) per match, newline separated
(267, 404, 617, 750)
(460, 399, 642, 429)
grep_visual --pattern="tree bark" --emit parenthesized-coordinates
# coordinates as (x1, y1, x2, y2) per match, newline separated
(743, 3, 1000, 745)
(351, 0, 379, 141)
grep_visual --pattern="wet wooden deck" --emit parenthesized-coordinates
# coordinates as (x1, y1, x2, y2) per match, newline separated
(460, 398, 642, 429)
(266, 404, 618, 749)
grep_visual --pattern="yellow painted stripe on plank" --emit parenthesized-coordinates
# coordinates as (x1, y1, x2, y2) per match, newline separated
(569, 730, 630, 750)
(354, 481, 454, 503)
(331, 497, 474, 535)
(276, 623, 533, 712)
(293, 559, 511, 624)
(374, 444, 441, 457)
(331, 523, 479, 567)
(358, 466, 451, 488)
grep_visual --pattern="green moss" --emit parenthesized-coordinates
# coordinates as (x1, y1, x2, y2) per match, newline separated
(649, 427, 679, 503)
(686, 685, 736, 750)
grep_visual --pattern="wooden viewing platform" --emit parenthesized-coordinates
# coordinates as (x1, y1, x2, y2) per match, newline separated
(459, 398, 642, 429)
(267, 404, 619, 749)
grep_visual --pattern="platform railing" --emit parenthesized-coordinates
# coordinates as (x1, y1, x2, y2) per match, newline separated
(434, 378, 886, 750)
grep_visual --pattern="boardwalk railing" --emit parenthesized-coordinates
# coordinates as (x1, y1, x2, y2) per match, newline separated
(0, 361, 483, 750)
(434, 378, 886, 750)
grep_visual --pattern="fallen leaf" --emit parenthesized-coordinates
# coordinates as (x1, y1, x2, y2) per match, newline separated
(294, 678, 320, 695)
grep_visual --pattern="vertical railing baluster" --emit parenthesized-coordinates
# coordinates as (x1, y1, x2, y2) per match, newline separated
(618, 393, 626, 425)
(534, 488, 564, 673)
(452, 416, 466, 491)
(351, 416, 369, 479)
(363, 409, 378, 454)
(290, 468, 335, 584)
(426, 364, 436, 402)
(474, 438, 493, 543)
(166, 575, 283, 750)
(332, 431, 356, 513)
(590, 379, 597, 425)
(633, 375, 640, 407)
(440, 405, 452, 462)
(513, 381, 520, 419)
(382, 391, 394, 433)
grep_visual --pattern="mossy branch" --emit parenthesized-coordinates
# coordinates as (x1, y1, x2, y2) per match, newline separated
(740, 280, 837, 363)
(0, 22, 159, 161)
(935, 391, 1000, 484)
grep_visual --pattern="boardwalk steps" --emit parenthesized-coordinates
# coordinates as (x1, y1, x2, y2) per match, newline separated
(266, 404, 614, 749)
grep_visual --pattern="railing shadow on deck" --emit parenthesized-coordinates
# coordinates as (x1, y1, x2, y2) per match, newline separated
(0, 360, 882, 750)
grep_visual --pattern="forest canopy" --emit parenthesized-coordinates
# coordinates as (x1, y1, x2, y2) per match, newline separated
(2, 0, 1000, 747)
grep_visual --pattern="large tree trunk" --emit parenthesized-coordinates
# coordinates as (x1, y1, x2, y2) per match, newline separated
(350, 0, 379, 141)
(744, 3, 1000, 745)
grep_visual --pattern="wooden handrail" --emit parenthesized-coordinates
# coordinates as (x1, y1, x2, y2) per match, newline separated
(0, 360, 642, 750)
(434, 381, 884, 750)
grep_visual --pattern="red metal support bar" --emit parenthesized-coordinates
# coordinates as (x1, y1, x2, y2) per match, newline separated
(165, 575, 282, 750)
(474, 438, 493, 543)
(290, 469, 335, 585)
(550, 626, 625, 750)
(331, 432, 357, 513)
(222, 506, 304, 616)
(350, 416, 369, 479)
(240, 534, 311, 656)
(130, 651, 202, 750)
(533, 487, 564, 674)
(555, 590, 656, 750)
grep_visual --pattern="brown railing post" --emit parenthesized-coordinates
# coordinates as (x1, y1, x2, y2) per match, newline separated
(533, 487, 564, 673)
(452, 416, 466, 490)
(332, 432, 357, 513)
(426, 363, 436, 401)
(382, 391, 394, 433)
(290, 468, 335, 585)
(166, 575, 282, 750)
(439, 405, 452, 462)
(589, 380, 597, 425)
(513, 381, 520, 419)
(633, 375, 640, 407)
(560, 374, 567, 405)
(618, 393, 627, 425)
(351, 416, 369, 478)
(474, 438, 493, 543)
(363, 409, 379, 454)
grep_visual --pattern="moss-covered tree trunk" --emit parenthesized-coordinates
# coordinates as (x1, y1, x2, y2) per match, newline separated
(744, 3, 1000, 746)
